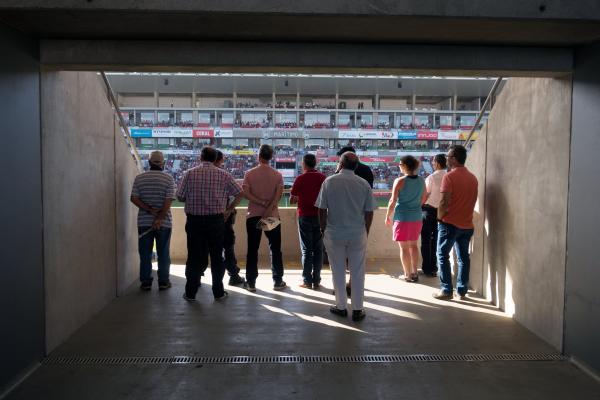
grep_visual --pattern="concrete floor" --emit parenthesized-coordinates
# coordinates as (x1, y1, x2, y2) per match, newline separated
(7, 265, 600, 399)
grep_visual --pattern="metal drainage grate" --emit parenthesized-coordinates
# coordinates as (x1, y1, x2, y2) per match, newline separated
(42, 353, 566, 366)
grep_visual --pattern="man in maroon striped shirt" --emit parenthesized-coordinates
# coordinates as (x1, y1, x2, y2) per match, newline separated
(176, 146, 243, 301)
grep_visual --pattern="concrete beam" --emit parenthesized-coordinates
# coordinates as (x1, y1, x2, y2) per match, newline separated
(2, 0, 600, 20)
(2, 2, 600, 46)
(40, 40, 574, 77)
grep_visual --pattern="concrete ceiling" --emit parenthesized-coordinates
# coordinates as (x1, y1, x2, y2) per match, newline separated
(1, 1, 600, 46)
(107, 73, 498, 97)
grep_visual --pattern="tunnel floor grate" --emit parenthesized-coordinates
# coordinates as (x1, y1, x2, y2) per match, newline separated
(42, 353, 567, 366)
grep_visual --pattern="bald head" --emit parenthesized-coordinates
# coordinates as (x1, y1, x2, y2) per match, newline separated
(340, 151, 359, 171)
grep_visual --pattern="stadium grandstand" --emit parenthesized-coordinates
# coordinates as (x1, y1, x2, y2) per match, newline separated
(109, 73, 497, 205)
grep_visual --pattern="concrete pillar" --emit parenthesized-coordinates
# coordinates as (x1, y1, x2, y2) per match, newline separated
(0, 23, 44, 393)
(565, 42, 600, 373)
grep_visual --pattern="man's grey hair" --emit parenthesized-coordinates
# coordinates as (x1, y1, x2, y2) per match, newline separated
(340, 151, 359, 171)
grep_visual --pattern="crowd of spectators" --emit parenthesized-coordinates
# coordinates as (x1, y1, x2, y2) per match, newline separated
(304, 121, 334, 129)
(236, 120, 270, 128)
(140, 145, 440, 193)
(299, 101, 335, 109)
(274, 121, 298, 129)
(128, 114, 482, 131)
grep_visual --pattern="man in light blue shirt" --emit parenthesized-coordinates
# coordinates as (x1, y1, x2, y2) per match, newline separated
(315, 152, 376, 321)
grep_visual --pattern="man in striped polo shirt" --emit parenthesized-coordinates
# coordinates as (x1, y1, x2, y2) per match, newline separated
(130, 151, 176, 291)
(177, 146, 244, 301)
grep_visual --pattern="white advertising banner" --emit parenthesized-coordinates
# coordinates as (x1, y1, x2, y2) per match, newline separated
(437, 130, 460, 140)
(339, 130, 395, 139)
(278, 169, 296, 178)
(213, 128, 233, 138)
(338, 130, 360, 139)
(151, 128, 193, 137)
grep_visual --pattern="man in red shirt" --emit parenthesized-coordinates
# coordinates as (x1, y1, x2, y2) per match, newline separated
(290, 153, 327, 289)
(433, 145, 478, 300)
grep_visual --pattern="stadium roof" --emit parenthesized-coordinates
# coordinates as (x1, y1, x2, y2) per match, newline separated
(107, 73, 498, 97)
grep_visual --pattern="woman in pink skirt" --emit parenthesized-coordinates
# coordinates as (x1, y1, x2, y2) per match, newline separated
(385, 156, 427, 282)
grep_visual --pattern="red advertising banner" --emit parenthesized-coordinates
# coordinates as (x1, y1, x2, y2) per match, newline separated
(360, 156, 395, 163)
(417, 130, 438, 140)
(275, 158, 296, 163)
(193, 129, 214, 138)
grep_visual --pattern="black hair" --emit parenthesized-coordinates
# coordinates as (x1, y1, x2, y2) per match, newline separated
(303, 153, 317, 169)
(400, 155, 419, 173)
(215, 150, 224, 163)
(200, 146, 217, 162)
(433, 153, 447, 169)
(449, 145, 467, 165)
(259, 144, 273, 161)
(337, 146, 356, 156)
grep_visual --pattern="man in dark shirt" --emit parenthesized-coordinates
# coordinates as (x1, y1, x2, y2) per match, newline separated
(336, 146, 374, 188)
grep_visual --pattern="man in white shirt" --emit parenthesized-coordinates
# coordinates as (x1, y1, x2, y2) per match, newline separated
(421, 154, 447, 276)
(316, 152, 376, 321)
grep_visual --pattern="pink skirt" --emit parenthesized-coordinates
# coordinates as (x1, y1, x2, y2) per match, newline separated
(393, 221, 423, 242)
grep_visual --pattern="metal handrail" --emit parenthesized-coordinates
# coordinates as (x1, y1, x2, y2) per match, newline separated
(463, 77, 503, 147)
(100, 72, 144, 172)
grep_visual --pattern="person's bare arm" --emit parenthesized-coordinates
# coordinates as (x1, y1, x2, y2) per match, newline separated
(421, 181, 429, 205)
(265, 184, 283, 214)
(224, 191, 244, 220)
(131, 196, 159, 216)
(242, 185, 269, 207)
(438, 192, 452, 220)
(289, 195, 298, 204)
(385, 178, 403, 225)
(152, 199, 173, 230)
(365, 211, 374, 235)
(318, 208, 328, 232)
(176, 173, 187, 202)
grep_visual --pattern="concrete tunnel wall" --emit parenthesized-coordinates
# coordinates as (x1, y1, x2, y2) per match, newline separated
(41, 71, 139, 352)
(467, 77, 572, 350)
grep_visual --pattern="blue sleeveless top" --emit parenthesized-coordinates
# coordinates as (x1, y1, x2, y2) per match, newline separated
(393, 175, 425, 222)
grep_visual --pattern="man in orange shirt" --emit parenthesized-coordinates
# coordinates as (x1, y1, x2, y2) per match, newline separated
(433, 145, 478, 300)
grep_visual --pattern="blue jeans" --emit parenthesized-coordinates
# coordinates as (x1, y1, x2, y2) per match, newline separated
(436, 222, 473, 295)
(138, 227, 172, 284)
(298, 216, 323, 284)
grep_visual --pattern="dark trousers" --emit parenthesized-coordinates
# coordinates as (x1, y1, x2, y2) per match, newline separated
(246, 216, 284, 284)
(185, 214, 225, 298)
(223, 211, 240, 276)
(420, 205, 438, 275)
(138, 227, 171, 284)
(298, 216, 323, 284)
(199, 211, 240, 277)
